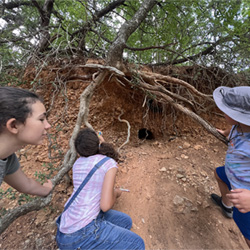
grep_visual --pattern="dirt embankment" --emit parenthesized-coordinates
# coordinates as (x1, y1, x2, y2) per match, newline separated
(0, 61, 248, 249)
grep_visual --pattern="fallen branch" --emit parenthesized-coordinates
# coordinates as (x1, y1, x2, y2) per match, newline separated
(0, 63, 227, 235)
(0, 69, 111, 235)
(115, 73, 227, 145)
(137, 70, 213, 100)
(118, 110, 131, 152)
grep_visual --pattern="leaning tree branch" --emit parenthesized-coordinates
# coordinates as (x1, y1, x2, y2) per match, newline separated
(2, 1, 33, 9)
(0, 32, 39, 44)
(0, 62, 226, 235)
(0, 65, 124, 235)
(93, 0, 126, 21)
(124, 42, 177, 51)
(118, 110, 131, 152)
(106, 0, 158, 66)
(0, 194, 53, 235)
(71, 0, 126, 38)
(151, 36, 231, 66)
(137, 70, 213, 100)
(115, 70, 227, 145)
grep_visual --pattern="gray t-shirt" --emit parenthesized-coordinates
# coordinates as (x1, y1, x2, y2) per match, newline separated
(0, 153, 20, 186)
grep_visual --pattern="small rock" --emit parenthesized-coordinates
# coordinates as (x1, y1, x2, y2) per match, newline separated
(159, 167, 167, 172)
(191, 207, 198, 212)
(181, 154, 189, 159)
(173, 195, 184, 205)
(200, 171, 207, 177)
(27, 232, 33, 237)
(202, 200, 210, 208)
(161, 152, 172, 159)
(126, 152, 133, 158)
(152, 141, 159, 146)
(25, 239, 30, 244)
(183, 142, 191, 148)
(194, 145, 203, 150)
(177, 168, 185, 174)
(176, 174, 184, 179)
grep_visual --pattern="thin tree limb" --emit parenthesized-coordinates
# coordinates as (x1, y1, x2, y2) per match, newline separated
(0, 68, 112, 235)
(107, 0, 158, 66)
(118, 110, 131, 152)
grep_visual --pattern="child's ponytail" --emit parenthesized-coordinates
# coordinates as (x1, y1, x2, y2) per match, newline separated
(98, 142, 120, 161)
(74, 128, 119, 161)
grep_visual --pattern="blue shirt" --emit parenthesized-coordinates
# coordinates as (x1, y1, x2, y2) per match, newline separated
(225, 125, 250, 189)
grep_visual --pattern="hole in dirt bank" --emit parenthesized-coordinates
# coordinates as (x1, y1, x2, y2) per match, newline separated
(138, 128, 154, 140)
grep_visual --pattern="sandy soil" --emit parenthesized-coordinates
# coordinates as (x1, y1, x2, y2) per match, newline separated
(0, 65, 248, 249)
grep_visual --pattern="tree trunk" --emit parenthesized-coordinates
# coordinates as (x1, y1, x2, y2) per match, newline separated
(32, 0, 55, 53)
(107, 0, 157, 67)
(74, 0, 126, 54)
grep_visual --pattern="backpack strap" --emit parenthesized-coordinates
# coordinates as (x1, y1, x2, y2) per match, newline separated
(63, 156, 110, 212)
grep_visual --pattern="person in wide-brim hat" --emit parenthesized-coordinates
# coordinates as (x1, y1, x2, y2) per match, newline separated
(213, 86, 250, 126)
(211, 85, 250, 248)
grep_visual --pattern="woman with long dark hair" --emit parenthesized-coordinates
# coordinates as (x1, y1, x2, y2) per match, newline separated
(0, 86, 52, 196)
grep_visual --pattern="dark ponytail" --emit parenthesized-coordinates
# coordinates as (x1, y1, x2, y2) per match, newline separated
(74, 128, 99, 157)
(74, 128, 119, 161)
(99, 142, 120, 162)
(0, 87, 43, 133)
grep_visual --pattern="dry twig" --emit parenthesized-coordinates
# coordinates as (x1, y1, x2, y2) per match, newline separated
(118, 110, 131, 152)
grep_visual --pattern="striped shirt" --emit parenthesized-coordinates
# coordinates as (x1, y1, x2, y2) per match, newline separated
(59, 154, 117, 234)
(225, 125, 250, 190)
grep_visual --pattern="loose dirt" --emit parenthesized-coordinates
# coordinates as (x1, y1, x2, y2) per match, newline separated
(0, 64, 248, 249)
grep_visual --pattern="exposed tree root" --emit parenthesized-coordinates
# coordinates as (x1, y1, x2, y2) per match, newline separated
(118, 110, 131, 152)
(0, 63, 227, 234)
(0, 67, 123, 234)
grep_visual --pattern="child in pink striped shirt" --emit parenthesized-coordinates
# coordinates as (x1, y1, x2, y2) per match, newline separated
(56, 128, 145, 250)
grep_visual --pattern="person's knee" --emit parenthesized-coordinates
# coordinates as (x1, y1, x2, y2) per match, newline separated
(138, 237, 145, 250)
(131, 235, 145, 250)
(126, 215, 133, 229)
(121, 212, 132, 229)
(214, 168, 220, 181)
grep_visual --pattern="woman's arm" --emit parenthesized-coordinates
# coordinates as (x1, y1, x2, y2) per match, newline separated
(100, 167, 122, 212)
(4, 168, 53, 197)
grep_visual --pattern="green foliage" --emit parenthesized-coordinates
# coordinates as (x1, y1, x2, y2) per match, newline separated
(0, 187, 34, 207)
(0, 187, 17, 200)
(34, 171, 49, 183)
(0, 207, 7, 218)
(0, 0, 250, 73)
(34, 162, 57, 184)
(124, 0, 250, 70)
(17, 193, 34, 205)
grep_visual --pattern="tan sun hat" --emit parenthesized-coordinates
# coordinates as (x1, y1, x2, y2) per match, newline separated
(213, 86, 250, 126)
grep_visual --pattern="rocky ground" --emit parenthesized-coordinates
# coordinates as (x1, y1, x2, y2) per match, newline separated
(0, 64, 248, 249)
